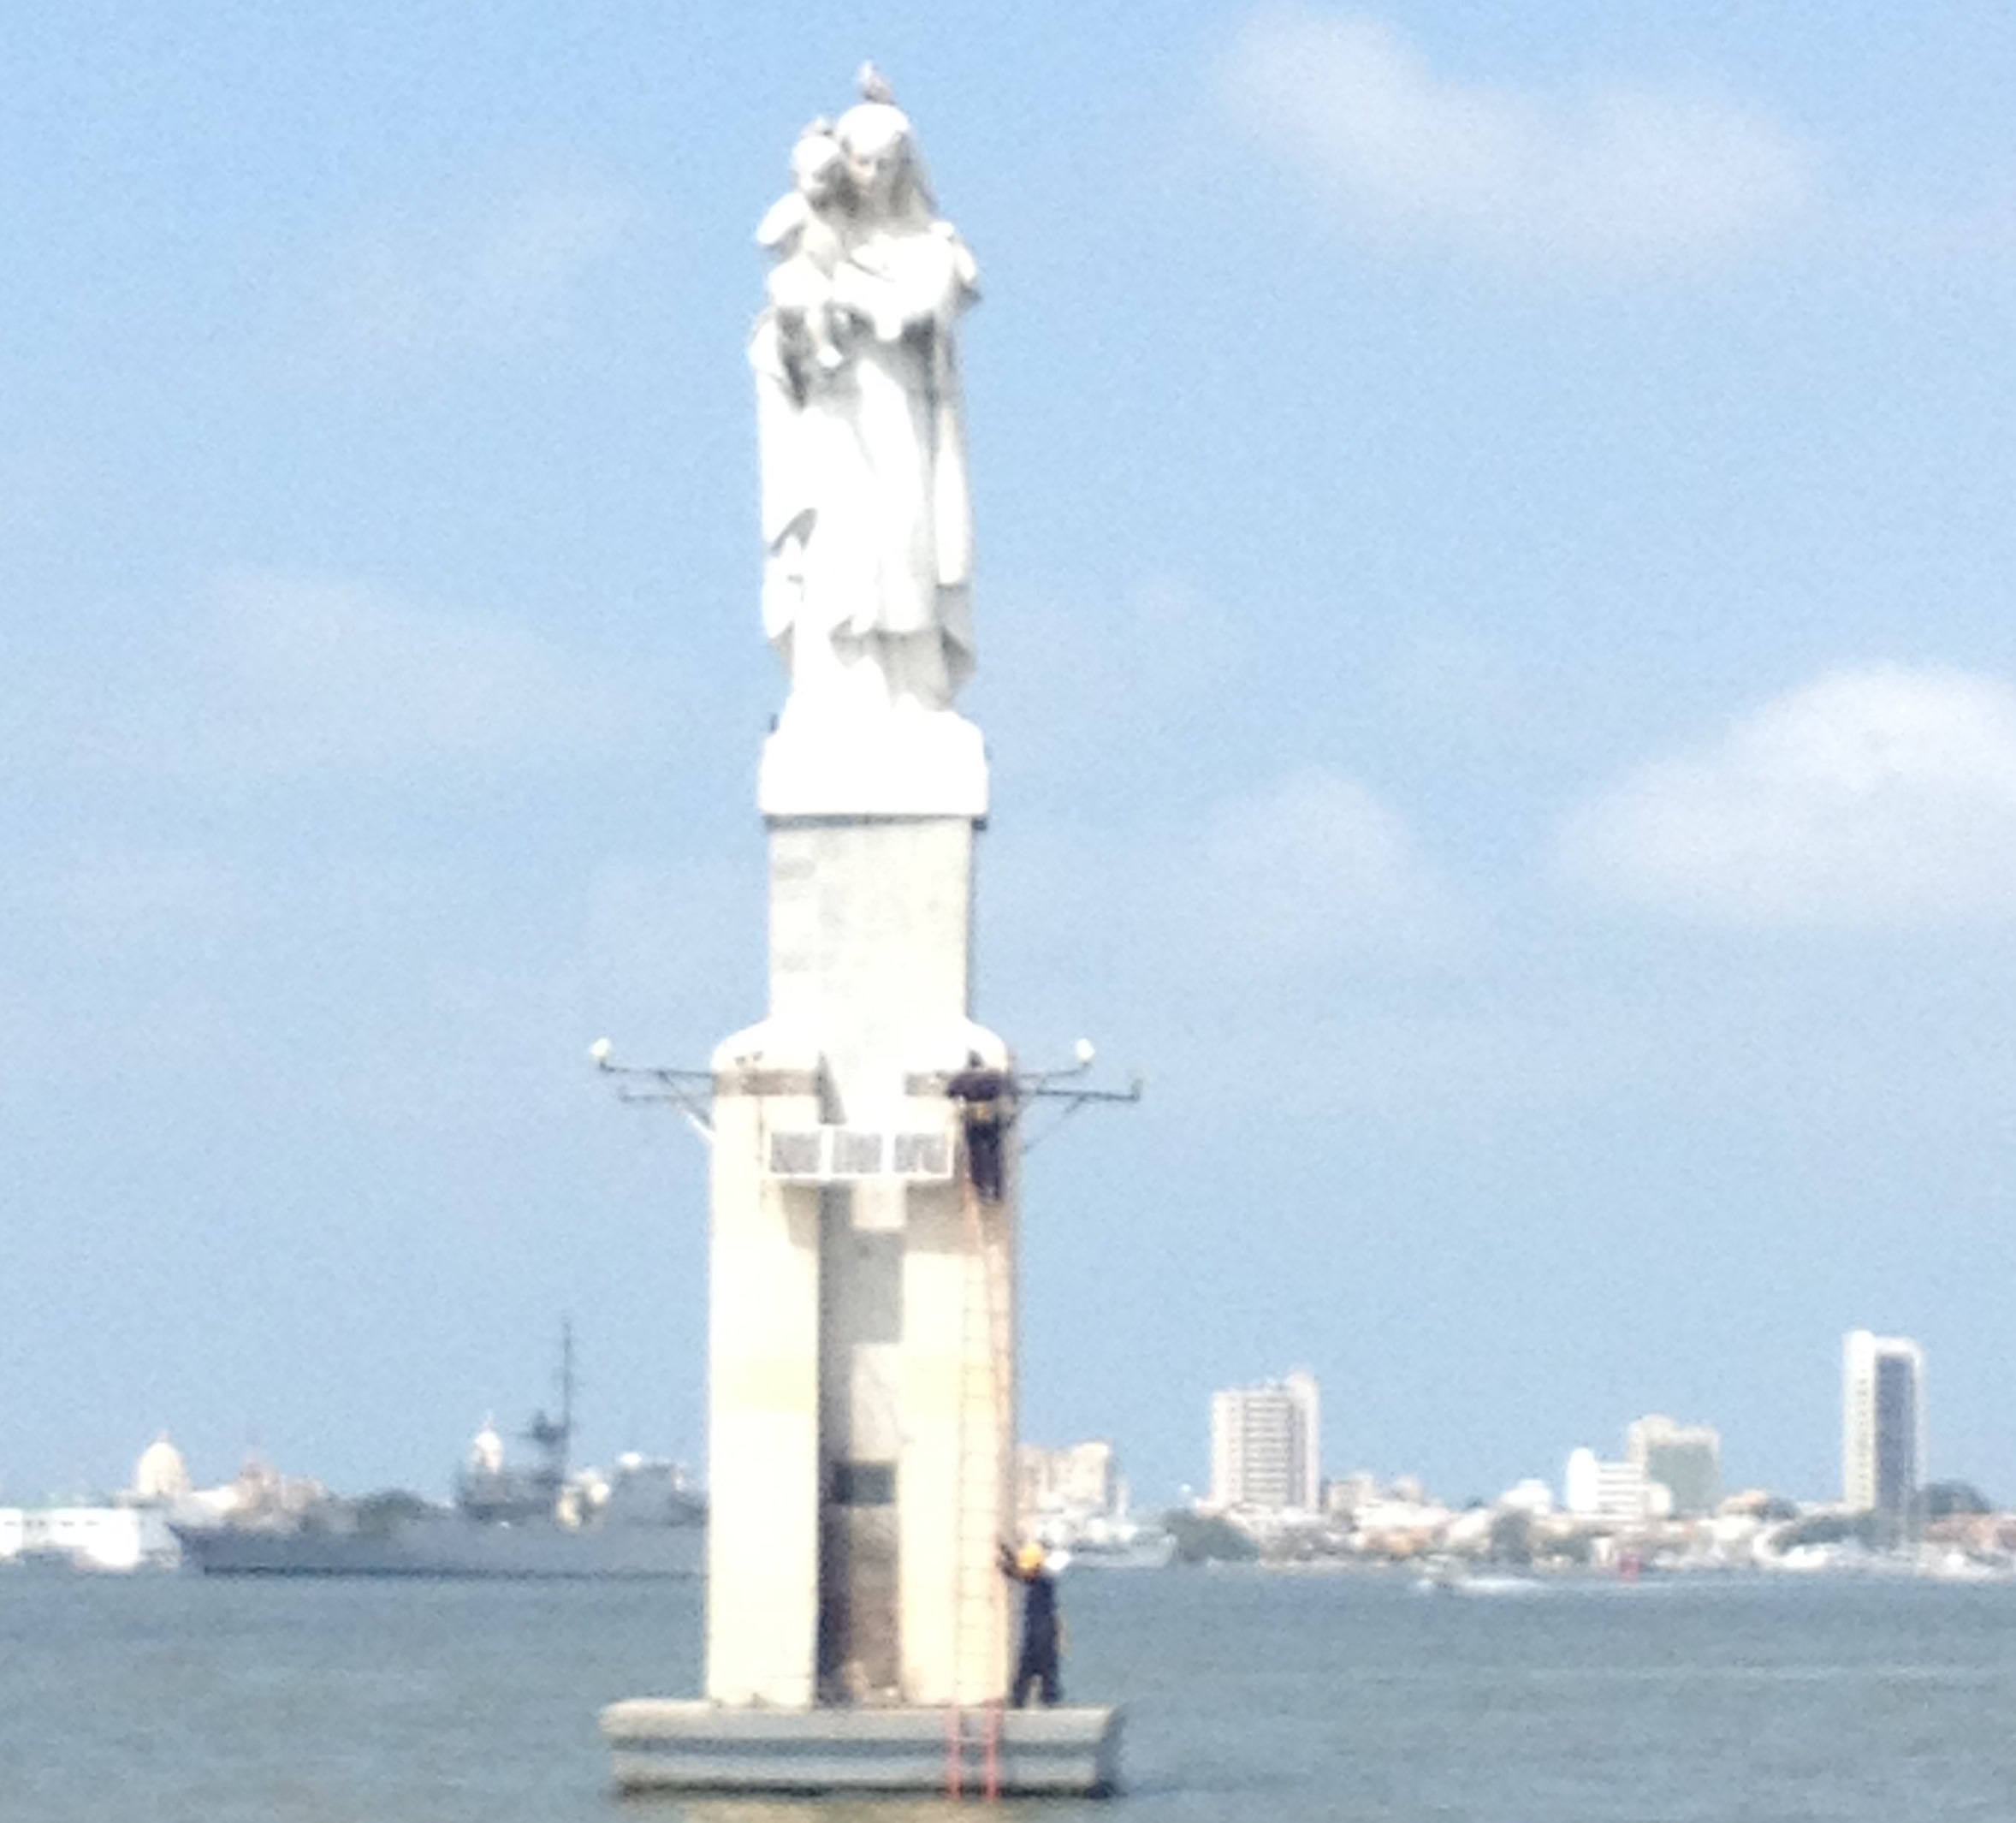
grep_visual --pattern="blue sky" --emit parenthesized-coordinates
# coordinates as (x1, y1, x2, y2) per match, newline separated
(6, 3, 2016, 1507)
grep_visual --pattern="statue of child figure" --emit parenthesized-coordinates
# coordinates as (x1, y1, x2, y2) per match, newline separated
(756, 121, 849, 401)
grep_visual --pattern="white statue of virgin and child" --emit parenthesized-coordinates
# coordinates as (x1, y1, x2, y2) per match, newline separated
(751, 70, 980, 735)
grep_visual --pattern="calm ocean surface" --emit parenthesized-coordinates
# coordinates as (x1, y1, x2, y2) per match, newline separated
(4, 1569, 2013, 1821)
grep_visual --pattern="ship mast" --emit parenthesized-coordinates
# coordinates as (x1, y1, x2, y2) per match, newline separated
(525, 1318, 575, 1493)
(559, 1316, 575, 1478)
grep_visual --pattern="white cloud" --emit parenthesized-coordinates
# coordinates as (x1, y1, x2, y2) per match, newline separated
(990, 768, 1456, 999)
(300, 169, 637, 367)
(4, 573, 644, 782)
(1562, 665, 2016, 928)
(210, 571, 634, 769)
(1165, 768, 1456, 973)
(1223, 9, 1813, 267)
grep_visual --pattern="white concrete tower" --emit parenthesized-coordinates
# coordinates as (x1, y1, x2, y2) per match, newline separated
(704, 798, 1016, 1709)
(703, 72, 1013, 1713)
(603, 71, 1121, 1800)
(606, 70, 1118, 1798)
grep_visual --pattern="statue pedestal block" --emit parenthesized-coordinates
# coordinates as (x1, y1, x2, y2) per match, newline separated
(602, 1701, 1124, 1798)
(760, 707, 988, 820)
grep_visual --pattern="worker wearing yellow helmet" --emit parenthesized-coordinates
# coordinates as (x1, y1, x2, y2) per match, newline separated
(998, 1539, 1063, 1707)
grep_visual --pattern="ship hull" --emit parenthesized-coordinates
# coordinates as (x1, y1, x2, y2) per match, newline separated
(175, 1517, 704, 1579)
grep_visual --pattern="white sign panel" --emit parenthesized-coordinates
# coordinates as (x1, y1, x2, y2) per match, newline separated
(765, 1125, 954, 1183)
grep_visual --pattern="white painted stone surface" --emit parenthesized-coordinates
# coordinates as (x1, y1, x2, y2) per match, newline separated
(898, 1173, 1015, 1705)
(759, 703, 987, 820)
(766, 817, 980, 1095)
(707, 815, 1013, 1708)
(704, 1049, 823, 1707)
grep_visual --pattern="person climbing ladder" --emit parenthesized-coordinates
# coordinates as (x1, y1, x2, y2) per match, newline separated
(946, 1052, 1013, 1201)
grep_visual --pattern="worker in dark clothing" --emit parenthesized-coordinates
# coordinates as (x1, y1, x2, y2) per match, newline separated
(946, 1052, 1013, 1202)
(999, 1540, 1063, 1707)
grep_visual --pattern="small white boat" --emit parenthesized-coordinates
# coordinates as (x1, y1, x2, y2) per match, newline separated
(1414, 1561, 1545, 1597)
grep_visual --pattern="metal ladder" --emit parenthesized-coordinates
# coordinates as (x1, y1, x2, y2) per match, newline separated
(943, 1697, 1003, 1802)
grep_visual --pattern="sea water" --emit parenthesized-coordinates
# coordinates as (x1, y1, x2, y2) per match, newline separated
(3, 1568, 2013, 1821)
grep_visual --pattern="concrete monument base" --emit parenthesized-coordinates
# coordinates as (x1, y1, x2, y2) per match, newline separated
(759, 704, 989, 821)
(602, 1700, 1122, 1797)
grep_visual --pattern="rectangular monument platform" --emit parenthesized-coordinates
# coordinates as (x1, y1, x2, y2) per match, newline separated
(601, 1700, 1123, 1797)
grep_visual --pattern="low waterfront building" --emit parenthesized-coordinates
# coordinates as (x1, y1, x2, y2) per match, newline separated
(1347, 1490, 1452, 1559)
(1016, 1440, 1118, 1531)
(1565, 1448, 1665, 1523)
(0, 1505, 177, 1571)
(0, 1434, 199, 1572)
(1497, 1478, 1555, 1516)
(1626, 1415, 1722, 1516)
(1322, 1470, 1378, 1518)
(1015, 1440, 1171, 1565)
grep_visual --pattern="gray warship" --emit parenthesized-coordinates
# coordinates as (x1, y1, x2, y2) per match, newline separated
(172, 1332, 705, 1579)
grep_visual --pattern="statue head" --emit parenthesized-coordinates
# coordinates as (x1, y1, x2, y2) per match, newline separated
(836, 98, 933, 223)
(789, 125, 845, 207)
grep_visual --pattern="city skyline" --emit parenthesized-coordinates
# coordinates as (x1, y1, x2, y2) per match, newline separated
(0, 1320, 1986, 1520)
(0, 1309, 1983, 1515)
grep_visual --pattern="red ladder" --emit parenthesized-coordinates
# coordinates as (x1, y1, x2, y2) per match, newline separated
(943, 1701, 1005, 1802)
(948, 1168, 1014, 1707)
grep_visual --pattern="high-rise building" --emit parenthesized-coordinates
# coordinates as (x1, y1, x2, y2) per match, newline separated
(1208, 1370, 1320, 1511)
(1625, 1415, 1722, 1516)
(1843, 1330, 1925, 1517)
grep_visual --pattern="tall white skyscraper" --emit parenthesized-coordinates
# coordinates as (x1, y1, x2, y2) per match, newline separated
(1209, 1370, 1321, 1511)
(1842, 1330, 1925, 1517)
